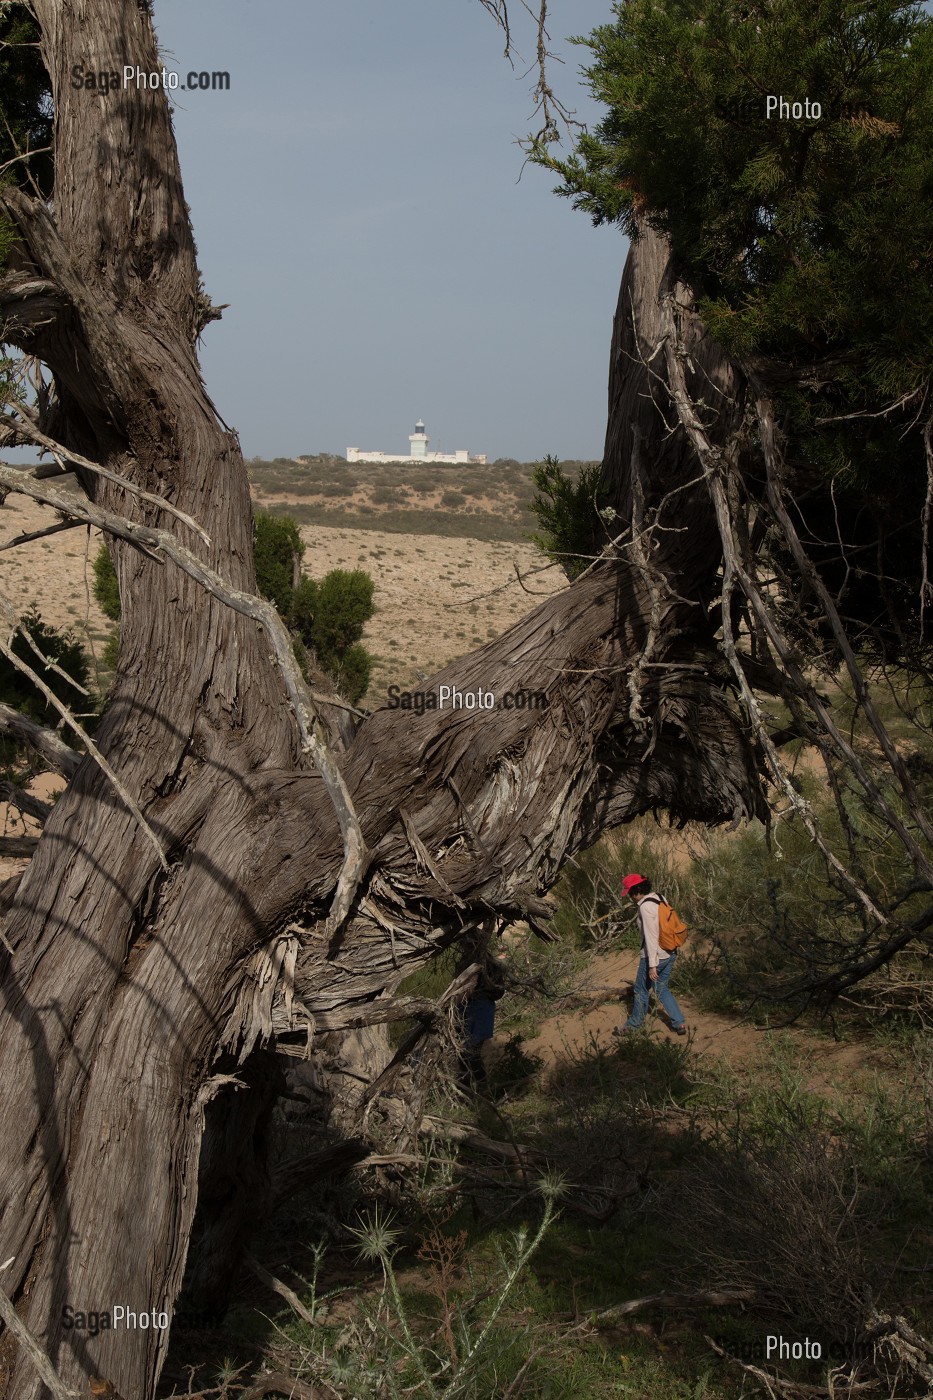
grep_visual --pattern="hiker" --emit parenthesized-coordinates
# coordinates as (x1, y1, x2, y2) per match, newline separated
(613, 872, 687, 1037)
(458, 940, 507, 1084)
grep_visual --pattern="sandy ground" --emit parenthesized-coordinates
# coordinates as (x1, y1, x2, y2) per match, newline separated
(521, 949, 874, 1091)
(297, 521, 564, 701)
(0, 492, 111, 653)
(0, 488, 564, 878)
(0, 492, 564, 708)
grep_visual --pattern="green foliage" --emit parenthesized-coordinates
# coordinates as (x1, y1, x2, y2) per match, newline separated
(254, 511, 304, 616)
(315, 1189, 562, 1399)
(327, 641, 371, 705)
(0, 6, 53, 199)
(537, 0, 933, 658)
(678, 771, 933, 1016)
(256, 514, 375, 703)
(92, 545, 122, 622)
(0, 611, 89, 722)
(286, 563, 375, 703)
(530, 456, 608, 580)
(0, 5, 53, 311)
(546, 0, 933, 387)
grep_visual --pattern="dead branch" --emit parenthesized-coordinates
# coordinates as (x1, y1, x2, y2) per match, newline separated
(16, 616, 90, 697)
(0, 517, 83, 551)
(420, 1114, 543, 1165)
(865, 1307, 933, 1390)
(0, 623, 169, 873)
(703, 1335, 874, 1398)
(1, 415, 211, 545)
(0, 836, 39, 856)
(0, 782, 52, 824)
(752, 382, 933, 857)
(590, 1287, 757, 1323)
(659, 291, 916, 934)
(270, 1140, 372, 1214)
(238, 1373, 339, 1400)
(0, 700, 79, 776)
(0, 1278, 80, 1400)
(243, 1254, 319, 1327)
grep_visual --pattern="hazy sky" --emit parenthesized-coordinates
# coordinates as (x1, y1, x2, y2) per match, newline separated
(153, 0, 627, 463)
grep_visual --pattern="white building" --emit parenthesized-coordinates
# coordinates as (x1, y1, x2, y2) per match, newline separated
(347, 420, 486, 466)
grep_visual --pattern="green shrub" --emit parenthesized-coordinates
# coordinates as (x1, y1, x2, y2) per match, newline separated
(290, 568, 374, 703)
(254, 512, 304, 615)
(530, 456, 608, 580)
(93, 514, 375, 704)
(92, 545, 121, 621)
(370, 485, 406, 506)
(0, 611, 90, 723)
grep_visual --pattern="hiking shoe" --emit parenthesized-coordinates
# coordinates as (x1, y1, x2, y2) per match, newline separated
(611, 1025, 629, 1038)
(672, 1023, 687, 1037)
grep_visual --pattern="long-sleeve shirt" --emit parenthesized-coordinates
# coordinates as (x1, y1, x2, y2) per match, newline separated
(636, 894, 664, 969)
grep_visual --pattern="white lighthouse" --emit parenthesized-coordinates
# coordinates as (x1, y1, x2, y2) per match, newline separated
(346, 419, 486, 466)
(409, 419, 429, 459)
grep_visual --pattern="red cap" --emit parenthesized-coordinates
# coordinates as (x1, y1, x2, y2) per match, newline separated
(622, 873, 646, 893)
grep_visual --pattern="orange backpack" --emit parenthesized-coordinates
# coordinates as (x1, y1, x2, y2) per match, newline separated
(646, 895, 688, 952)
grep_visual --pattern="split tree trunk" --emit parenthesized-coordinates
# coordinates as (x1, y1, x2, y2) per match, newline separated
(0, 6, 763, 1398)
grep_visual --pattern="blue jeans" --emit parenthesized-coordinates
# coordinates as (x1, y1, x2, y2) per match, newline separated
(463, 995, 496, 1048)
(624, 953, 685, 1030)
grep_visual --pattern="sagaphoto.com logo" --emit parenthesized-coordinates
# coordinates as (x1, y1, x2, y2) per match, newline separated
(71, 63, 230, 93)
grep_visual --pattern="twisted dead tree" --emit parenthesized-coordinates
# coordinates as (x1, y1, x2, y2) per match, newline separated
(0, 4, 770, 1398)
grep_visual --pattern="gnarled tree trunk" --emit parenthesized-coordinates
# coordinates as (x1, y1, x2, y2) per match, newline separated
(0, 6, 762, 1397)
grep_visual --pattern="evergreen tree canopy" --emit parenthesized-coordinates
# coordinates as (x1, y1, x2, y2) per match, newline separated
(539, 0, 933, 664)
(253, 511, 305, 617)
(0, 6, 53, 200)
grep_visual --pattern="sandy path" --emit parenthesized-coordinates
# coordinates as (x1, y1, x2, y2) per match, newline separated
(522, 950, 877, 1091)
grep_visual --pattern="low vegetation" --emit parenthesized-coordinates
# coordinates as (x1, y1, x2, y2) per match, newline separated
(247, 454, 600, 544)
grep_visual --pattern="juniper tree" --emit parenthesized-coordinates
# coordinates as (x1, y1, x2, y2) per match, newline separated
(0, 2, 929, 1397)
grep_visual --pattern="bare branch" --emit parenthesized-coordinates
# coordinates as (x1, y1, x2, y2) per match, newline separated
(659, 290, 899, 927)
(239, 1372, 338, 1400)
(0, 623, 169, 873)
(751, 380, 933, 855)
(0, 782, 52, 824)
(0, 517, 83, 551)
(0, 415, 211, 545)
(0, 700, 79, 777)
(0, 1279, 79, 1400)
(0, 836, 39, 856)
(14, 617, 90, 698)
(590, 1287, 757, 1322)
(243, 1254, 319, 1328)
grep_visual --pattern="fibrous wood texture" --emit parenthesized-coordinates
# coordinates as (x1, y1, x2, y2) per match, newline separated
(0, 6, 762, 1397)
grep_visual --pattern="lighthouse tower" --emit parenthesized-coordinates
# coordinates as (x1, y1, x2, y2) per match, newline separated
(409, 418, 429, 459)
